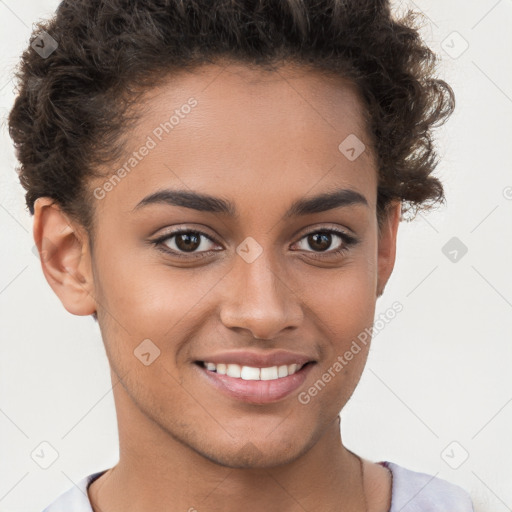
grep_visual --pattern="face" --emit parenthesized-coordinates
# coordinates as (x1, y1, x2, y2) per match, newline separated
(36, 61, 400, 469)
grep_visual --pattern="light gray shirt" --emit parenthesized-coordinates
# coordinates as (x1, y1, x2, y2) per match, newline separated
(41, 460, 475, 511)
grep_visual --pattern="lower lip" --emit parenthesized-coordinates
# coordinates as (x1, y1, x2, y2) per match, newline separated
(197, 363, 315, 404)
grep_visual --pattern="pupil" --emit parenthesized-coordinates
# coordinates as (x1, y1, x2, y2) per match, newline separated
(176, 232, 200, 252)
(310, 232, 331, 252)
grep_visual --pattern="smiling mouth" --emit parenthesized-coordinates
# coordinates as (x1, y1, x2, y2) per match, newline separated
(195, 361, 313, 381)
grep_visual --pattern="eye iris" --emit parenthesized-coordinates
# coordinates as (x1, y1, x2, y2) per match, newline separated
(309, 232, 332, 252)
(176, 232, 200, 252)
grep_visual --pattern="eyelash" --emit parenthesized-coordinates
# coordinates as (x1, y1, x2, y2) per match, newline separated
(151, 227, 359, 261)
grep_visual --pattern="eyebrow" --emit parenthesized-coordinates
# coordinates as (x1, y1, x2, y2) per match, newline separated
(132, 187, 369, 218)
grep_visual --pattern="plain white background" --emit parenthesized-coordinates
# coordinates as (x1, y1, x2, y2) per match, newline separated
(0, 1, 511, 511)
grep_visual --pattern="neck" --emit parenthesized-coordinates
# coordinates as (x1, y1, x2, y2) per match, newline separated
(89, 375, 366, 512)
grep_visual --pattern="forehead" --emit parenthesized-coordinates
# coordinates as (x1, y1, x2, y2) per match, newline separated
(90, 61, 377, 219)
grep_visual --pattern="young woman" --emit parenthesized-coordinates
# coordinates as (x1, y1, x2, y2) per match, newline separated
(8, 0, 474, 510)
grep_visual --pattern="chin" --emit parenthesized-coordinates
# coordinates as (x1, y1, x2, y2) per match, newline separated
(203, 444, 303, 469)
(189, 430, 314, 470)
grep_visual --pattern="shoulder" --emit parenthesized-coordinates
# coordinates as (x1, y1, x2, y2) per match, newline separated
(381, 461, 475, 512)
(41, 470, 107, 512)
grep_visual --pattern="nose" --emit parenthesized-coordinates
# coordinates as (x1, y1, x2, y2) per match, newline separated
(219, 247, 303, 340)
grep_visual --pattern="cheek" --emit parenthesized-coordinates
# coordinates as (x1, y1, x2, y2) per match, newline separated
(295, 254, 377, 340)
(293, 256, 376, 402)
(95, 239, 224, 331)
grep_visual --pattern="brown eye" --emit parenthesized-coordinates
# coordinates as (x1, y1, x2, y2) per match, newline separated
(174, 232, 201, 252)
(293, 228, 359, 259)
(296, 230, 345, 253)
(153, 229, 220, 258)
(305, 232, 334, 252)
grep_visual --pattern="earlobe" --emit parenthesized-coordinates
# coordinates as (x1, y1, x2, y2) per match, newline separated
(33, 197, 97, 316)
(376, 200, 401, 298)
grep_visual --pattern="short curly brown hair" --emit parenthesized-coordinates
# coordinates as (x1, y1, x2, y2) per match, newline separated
(8, 0, 455, 240)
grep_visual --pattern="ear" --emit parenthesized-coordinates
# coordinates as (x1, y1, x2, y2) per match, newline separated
(33, 197, 97, 316)
(376, 200, 401, 298)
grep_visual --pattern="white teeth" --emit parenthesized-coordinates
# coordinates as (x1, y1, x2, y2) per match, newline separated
(226, 364, 241, 378)
(202, 362, 305, 380)
(278, 365, 288, 378)
(260, 366, 278, 380)
(241, 366, 260, 380)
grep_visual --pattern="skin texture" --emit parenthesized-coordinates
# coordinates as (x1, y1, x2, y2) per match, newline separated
(33, 62, 399, 512)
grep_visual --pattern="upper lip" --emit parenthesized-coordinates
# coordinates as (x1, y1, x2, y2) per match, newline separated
(195, 350, 316, 368)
